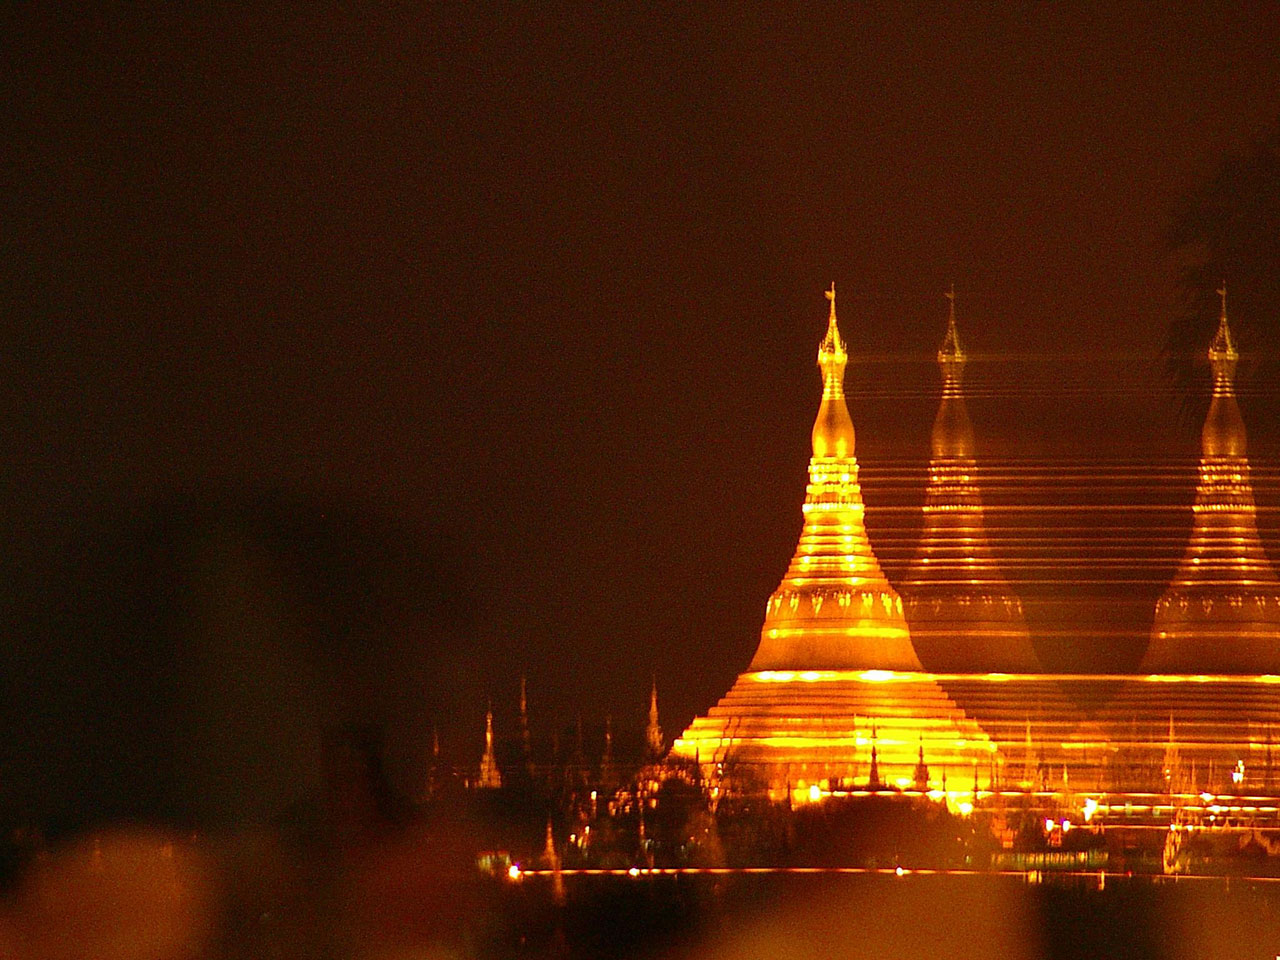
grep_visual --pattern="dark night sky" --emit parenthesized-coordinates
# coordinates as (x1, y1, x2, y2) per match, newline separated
(4, 4, 1280, 827)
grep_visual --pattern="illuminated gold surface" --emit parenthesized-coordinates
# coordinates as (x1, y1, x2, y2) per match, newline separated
(673, 285, 1280, 808)
(1145, 288, 1280, 674)
(749, 285, 921, 672)
(899, 289, 1039, 674)
(672, 670, 992, 791)
(674, 288, 990, 788)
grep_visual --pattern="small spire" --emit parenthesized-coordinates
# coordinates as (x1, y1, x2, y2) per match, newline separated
(478, 702, 502, 789)
(1210, 280, 1238, 365)
(646, 676, 665, 759)
(868, 723, 882, 790)
(913, 733, 930, 792)
(818, 282, 848, 368)
(938, 283, 964, 364)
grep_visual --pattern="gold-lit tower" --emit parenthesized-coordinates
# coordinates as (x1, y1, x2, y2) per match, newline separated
(748, 285, 921, 672)
(1145, 285, 1280, 674)
(672, 286, 990, 795)
(900, 287, 1038, 673)
(477, 704, 502, 789)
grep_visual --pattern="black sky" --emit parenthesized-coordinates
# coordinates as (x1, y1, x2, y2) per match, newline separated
(4, 4, 1280, 827)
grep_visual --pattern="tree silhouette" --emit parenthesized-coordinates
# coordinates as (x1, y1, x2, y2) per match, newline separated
(1164, 121, 1280, 429)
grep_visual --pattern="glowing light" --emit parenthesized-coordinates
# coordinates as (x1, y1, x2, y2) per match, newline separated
(895, 866, 905, 877)
(628, 867, 640, 877)
(808, 784, 822, 802)
(507, 865, 522, 881)
(859, 670, 896, 683)
(1082, 797, 1098, 822)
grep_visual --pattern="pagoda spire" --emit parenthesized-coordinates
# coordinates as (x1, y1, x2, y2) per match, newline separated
(1146, 284, 1280, 673)
(939, 283, 964, 366)
(646, 677, 665, 759)
(477, 703, 502, 789)
(1210, 282, 1238, 374)
(868, 724, 882, 790)
(748, 285, 921, 672)
(812, 283, 855, 459)
(913, 734, 930, 792)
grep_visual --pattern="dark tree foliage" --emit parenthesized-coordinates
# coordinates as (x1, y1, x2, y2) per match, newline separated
(1165, 121, 1280, 429)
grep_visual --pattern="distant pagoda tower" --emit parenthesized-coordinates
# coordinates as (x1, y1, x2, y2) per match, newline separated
(646, 678, 665, 759)
(1145, 285, 1280, 674)
(477, 704, 502, 789)
(900, 287, 1039, 673)
(672, 286, 990, 792)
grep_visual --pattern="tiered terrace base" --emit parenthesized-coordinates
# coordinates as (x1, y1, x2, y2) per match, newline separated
(671, 670, 993, 792)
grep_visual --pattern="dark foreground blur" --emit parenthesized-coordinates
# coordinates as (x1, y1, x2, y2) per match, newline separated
(4, 824, 1280, 960)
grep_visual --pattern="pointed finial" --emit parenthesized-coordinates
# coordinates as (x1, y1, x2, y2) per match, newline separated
(1209, 280, 1238, 368)
(938, 283, 964, 364)
(818, 282, 846, 360)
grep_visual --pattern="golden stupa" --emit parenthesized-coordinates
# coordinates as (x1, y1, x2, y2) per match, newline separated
(900, 289, 1039, 675)
(1144, 286, 1280, 674)
(1084, 286, 1280, 799)
(672, 286, 991, 793)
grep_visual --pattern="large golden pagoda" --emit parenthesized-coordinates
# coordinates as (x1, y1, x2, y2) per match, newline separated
(672, 287, 991, 792)
(1144, 286, 1280, 674)
(899, 289, 1039, 674)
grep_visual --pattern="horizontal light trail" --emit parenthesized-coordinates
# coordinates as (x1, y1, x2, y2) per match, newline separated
(505, 865, 1280, 883)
